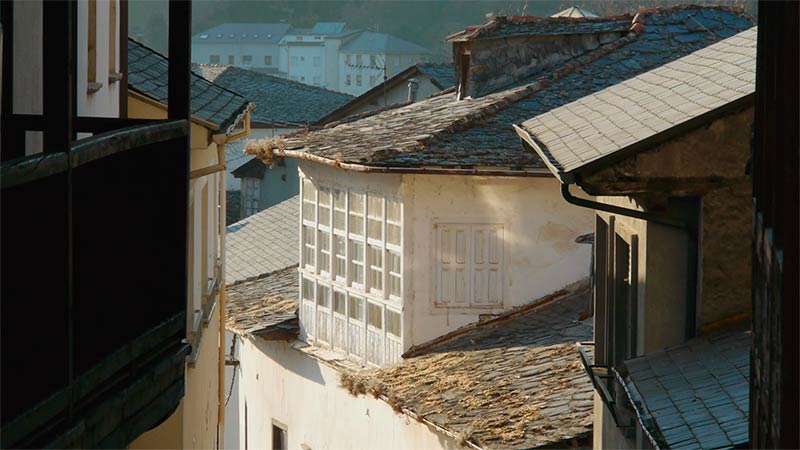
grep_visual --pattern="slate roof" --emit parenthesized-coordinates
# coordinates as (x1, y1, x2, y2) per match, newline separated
(225, 196, 298, 284)
(517, 27, 756, 182)
(192, 23, 291, 44)
(311, 22, 346, 35)
(342, 282, 594, 450)
(417, 63, 456, 90)
(623, 326, 751, 450)
(225, 266, 299, 338)
(193, 64, 353, 126)
(315, 62, 455, 126)
(551, 7, 599, 18)
(275, 7, 754, 172)
(128, 39, 252, 133)
(446, 14, 632, 42)
(340, 31, 430, 55)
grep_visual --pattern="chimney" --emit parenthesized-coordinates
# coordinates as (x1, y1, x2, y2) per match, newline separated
(407, 78, 419, 102)
(450, 14, 631, 99)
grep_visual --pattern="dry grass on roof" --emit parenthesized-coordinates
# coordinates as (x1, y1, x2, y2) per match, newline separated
(340, 285, 594, 450)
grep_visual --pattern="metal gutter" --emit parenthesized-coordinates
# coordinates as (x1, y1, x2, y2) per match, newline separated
(560, 183, 687, 229)
(277, 149, 552, 177)
(612, 367, 662, 450)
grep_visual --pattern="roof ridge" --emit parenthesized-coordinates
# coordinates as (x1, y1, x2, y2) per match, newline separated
(226, 264, 298, 288)
(406, 29, 641, 151)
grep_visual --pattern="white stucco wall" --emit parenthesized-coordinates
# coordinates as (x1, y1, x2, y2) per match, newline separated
(192, 42, 281, 71)
(236, 337, 459, 450)
(223, 331, 240, 450)
(297, 163, 594, 352)
(403, 174, 594, 345)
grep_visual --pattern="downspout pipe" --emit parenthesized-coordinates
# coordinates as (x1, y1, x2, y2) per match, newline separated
(560, 182, 687, 230)
(560, 182, 699, 339)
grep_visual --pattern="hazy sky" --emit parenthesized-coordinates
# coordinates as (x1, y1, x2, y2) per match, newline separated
(130, 0, 756, 58)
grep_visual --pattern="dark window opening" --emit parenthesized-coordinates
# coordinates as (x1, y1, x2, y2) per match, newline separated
(272, 421, 287, 450)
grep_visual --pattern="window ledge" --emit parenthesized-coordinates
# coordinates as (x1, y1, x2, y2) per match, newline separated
(108, 72, 124, 83)
(577, 342, 615, 417)
(87, 82, 103, 94)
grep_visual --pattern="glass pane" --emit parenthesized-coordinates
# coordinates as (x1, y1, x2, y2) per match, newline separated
(390, 274, 401, 297)
(348, 295, 364, 321)
(387, 198, 400, 222)
(302, 277, 314, 301)
(387, 310, 401, 337)
(302, 179, 315, 201)
(368, 302, 383, 329)
(350, 240, 363, 263)
(320, 230, 330, 251)
(319, 187, 331, 226)
(370, 245, 383, 268)
(352, 263, 364, 284)
(316, 284, 331, 307)
(333, 291, 346, 314)
(387, 223, 401, 246)
(349, 192, 364, 235)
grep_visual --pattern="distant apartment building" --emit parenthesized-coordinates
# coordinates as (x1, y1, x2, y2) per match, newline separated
(191, 23, 291, 74)
(277, 22, 359, 90)
(338, 31, 432, 96)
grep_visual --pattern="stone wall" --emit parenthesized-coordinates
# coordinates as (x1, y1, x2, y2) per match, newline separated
(466, 32, 621, 97)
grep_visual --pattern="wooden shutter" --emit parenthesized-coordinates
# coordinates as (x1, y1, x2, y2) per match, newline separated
(436, 224, 469, 305)
(472, 225, 503, 305)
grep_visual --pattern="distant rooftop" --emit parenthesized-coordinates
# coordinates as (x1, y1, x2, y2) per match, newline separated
(311, 22, 346, 34)
(193, 64, 353, 126)
(276, 6, 754, 173)
(551, 6, 599, 18)
(225, 196, 298, 285)
(316, 62, 454, 126)
(192, 23, 291, 44)
(340, 31, 431, 55)
(128, 38, 252, 134)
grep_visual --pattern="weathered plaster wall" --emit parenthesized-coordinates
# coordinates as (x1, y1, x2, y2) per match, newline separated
(404, 174, 594, 346)
(585, 108, 754, 327)
(129, 401, 184, 449)
(698, 180, 752, 325)
(466, 32, 620, 97)
(596, 197, 690, 355)
(236, 337, 458, 450)
(183, 306, 222, 450)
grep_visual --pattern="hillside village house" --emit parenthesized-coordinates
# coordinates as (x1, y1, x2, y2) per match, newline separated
(276, 22, 432, 94)
(318, 62, 455, 124)
(223, 6, 754, 450)
(123, 39, 253, 449)
(337, 31, 433, 96)
(193, 63, 353, 222)
(516, 28, 757, 449)
(191, 23, 292, 73)
(1, 1, 214, 448)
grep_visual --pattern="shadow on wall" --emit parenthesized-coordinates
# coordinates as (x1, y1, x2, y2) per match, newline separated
(251, 338, 326, 387)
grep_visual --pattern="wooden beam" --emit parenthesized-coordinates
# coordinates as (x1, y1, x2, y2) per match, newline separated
(167, 1, 191, 120)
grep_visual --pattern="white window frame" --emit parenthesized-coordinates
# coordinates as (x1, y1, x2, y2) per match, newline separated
(297, 177, 404, 366)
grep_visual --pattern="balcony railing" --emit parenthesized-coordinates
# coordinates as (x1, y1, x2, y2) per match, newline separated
(1, 120, 192, 448)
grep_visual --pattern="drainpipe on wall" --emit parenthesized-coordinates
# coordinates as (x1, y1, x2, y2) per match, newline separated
(217, 162, 227, 447)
